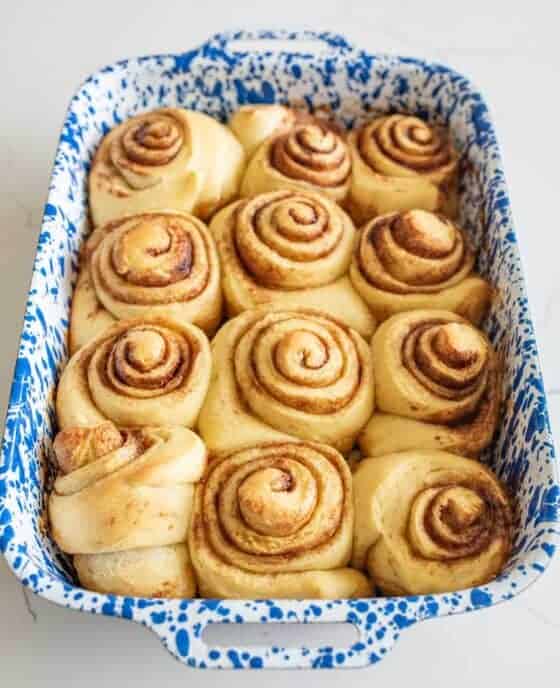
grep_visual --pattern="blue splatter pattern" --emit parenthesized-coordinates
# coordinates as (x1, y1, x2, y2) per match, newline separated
(0, 29, 558, 670)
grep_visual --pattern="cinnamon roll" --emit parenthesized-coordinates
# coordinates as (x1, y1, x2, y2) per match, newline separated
(359, 310, 501, 456)
(57, 317, 211, 429)
(189, 441, 372, 599)
(70, 211, 222, 351)
(350, 209, 492, 324)
(210, 190, 375, 337)
(352, 450, 513, 594)
(347, 115, 459, 224)
(240, 117, 351, 203)
(89, 108, 245, 226)
(49, 422, 206, 596)
(198, 309, 375, 455)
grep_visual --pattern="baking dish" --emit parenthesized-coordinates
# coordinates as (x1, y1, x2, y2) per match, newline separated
(1, 29, 559, 670)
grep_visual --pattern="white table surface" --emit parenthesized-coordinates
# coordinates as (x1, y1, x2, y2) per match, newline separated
(1, 1, 559, 684)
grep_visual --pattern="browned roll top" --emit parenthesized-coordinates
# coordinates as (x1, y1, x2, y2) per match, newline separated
(232, 190, 349, 289)
(408, 478, 511, 562)
(234, 311, 365, 417)
(110, 217, 192, 288)
(358, 115, 456, 175)
(92, 214, 213, 303)
(112, 112, 184, 171)
(53, 422, 127, 475)
(270, 123, 351, 189)
(195, 442, 351, 571)
(402, 319, 489, 418)
(99, 324, 196, 396)
(357, 210, 475, 294)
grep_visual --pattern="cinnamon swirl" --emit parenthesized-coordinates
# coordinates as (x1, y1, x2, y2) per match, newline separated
(57, 317, 211, 429)
(359, 310, 501, 456)
(240, 118, 351, 203)
(89, 108, 245, 226)
(210, 190, 375, 337)
(198, 309, 375, 454)
(70, 211, 222, 351)
(347, 115, 459, 224)
(189, 441, 372, 599)
(352, 450, 512, 594)
(350, 209, 492, 324)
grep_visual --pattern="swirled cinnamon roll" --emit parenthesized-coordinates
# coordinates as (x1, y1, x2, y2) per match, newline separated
(359, 310, 501, 456)
(69, 211, 222, 352)
(350, 209, 492, 324)
(189, 441, 372, 599)
(352, 450, 513, 594)
(210, 190, 375, 337)
(49, 422, 206, 597)
(89, 108, 245, 226)
(57, 317, 211, 429)
(240, 116, 351, 203)
(347, 115, 459, 224)
(198, 310, 375, 454)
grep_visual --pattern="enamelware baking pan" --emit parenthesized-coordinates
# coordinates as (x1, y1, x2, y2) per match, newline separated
(1, 29, 559, 670)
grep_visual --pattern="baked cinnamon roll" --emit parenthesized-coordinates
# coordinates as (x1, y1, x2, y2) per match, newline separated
(347, 115, 459, 224)
(350, 209, 492, 324)
(89, 108, 245, 226)
(198, 309, 375, 454)
(210, 190, 375, 337)
(239, 114, 351, 203)
(359, 310, 501, 456)
(189, 441, 372, 599)
(57, 317, 211, 429)
(70, 211, 222, 352)
(352, 450, 513, 594)
(49, 422, 206, 597)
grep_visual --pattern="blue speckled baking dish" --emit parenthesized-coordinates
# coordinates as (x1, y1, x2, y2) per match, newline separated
(1, 29, 559, 670)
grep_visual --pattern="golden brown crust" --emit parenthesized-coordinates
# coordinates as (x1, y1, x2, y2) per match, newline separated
(49, 423, 205, 598)
(349, 210, 491, 324)
(189, 441, 372, 599)
(352, 450, 512, 594)
(49, 424, 207, 554)
(70, 211, 222, 350)
(240, 115, 351, 203)
(347, 115, 459, 224)
(57, 317, 211, 429)
(359, 310, 501, 456)
(210, 190, 375, 337)
(89, 108, 245, 226)
(53, 422, 124, 474)
(198, 309, 375, 455)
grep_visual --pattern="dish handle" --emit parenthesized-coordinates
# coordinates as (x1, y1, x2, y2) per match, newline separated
(148, 597, 419, 669)
(195, 29, 359, 60)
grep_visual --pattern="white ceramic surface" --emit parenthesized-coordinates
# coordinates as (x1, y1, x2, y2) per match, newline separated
(1, 0, 559, 685)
